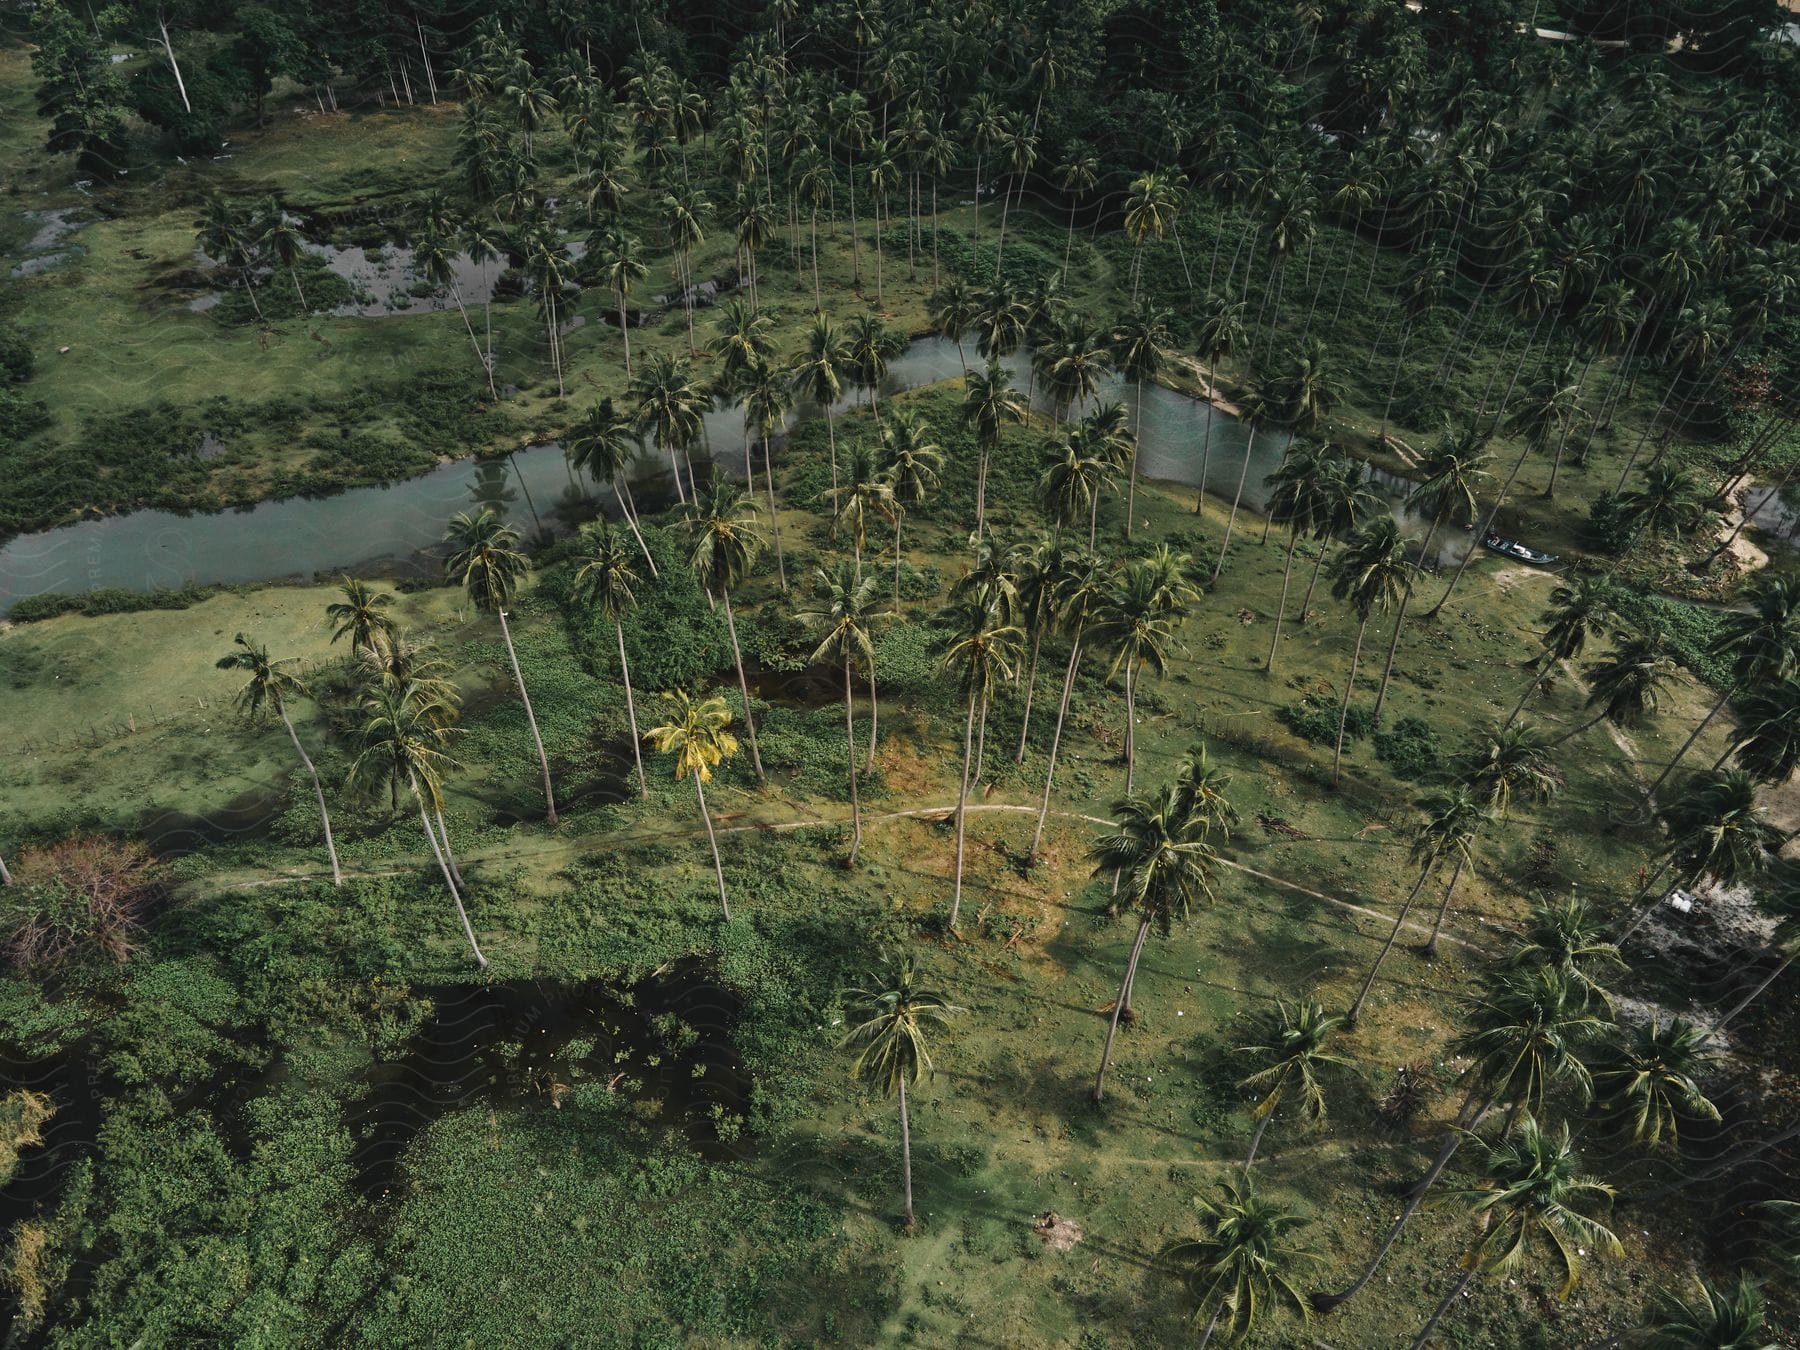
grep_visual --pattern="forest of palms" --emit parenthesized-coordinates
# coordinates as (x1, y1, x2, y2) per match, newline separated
(1, 0, 1799, 1343)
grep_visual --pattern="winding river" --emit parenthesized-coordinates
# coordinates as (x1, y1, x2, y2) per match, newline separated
(0, 336, 1307, 610)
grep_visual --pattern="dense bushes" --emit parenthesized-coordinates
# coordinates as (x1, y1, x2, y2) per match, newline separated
(6, 584, 221, 622)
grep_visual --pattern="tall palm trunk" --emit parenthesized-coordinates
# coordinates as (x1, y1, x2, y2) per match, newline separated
(1422, 854, 1469, 956)
(1298, 540, 1331, 623)
(1030, 638, 1084, 861)
(761, 431, 787, 593)
(864, 667, 880, 774)
(1409, 1266, 1480, 1350)
(949, 691, 979, 930)
(616, 291, 633, 381)
(1211, 435, 1257, 585)
(843, 655, 862, 866)
(1426, 439, 1532, 619)
(0, 853, 9, 885)
(898, 1076, 916, 1225)
(826, 407, 840, 495)
(495, 606, 557, 826)
(1244, 1087, 1284, 1172)
(612, 481, 658, 577)
(413, 784, 486, 968)
(693, 771, 730, 919)
(1123, 662, 1138, 793)
(1265, 530, 1303, 670)
(274, 690, 341, 886)
(810, 208, 822, 310)
(1094, 919, 1151, 1103)
(615, 618, 646, 797)
(1014, 623, 1045, 762)
(1311, 1089, 1491, 1312)
(1345, 865, 1431, 1026)
(1714, 953, 1796, 1033)
(1333, 616, 1370, 786)
(718, 589, 765, 783)
(1125, 380, 1145, 538)
(433, 807, 464, 889)
(1647, 688, 1729, 800)
(1193, 401, 1217, 515)
(450, 284, 497, 398)
(1373, 514, 1441, 719)
(892, 509, 905, 605)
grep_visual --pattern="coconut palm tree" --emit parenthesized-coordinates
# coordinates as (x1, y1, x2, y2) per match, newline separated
(879, 409, 942, 605)
(1623, 770, 1780, 941)
(839, 953, 962, 1229)
(928, 278, 978, 374)
(645, 691, 740, 919)
(1592, 1017, 1720, 1153)
(1028, 554, 1108, 863)
(1328, 519, 1412, 786)
(1649, 576, 1800, 799)
(264, 200, 313, 306)
(737, 357, 793, 592)
(521, 222, 575, 397)
(1502, 895, 1623, 1011)
(845, 312, 902, 421)
(1056, 151, 1099, 274)
(1375, 431, 1491, 716)
(594, 228, 649, 380)
(825, 443, 897, 582)
(1122, 170, 1181, 303)
(216, 634, 342, 887)
(1507, 573, 1625, 728)
(1176, 1177, 1318, 1348)
(567, 399, 657, 575)
(709, 296, 777, 391)
(1553, 632, 1683, 748)
(445, 509, 557, 826)
(1617, 463, 1708, 554)
(972, 282, 1029, 364)
(1009, 535, 1074, 764)
(1235, 1001, 1351, 1171)
(800, 563, 886, 865)
(1038, 314, 1114, 430)
(940, 600, 1022, 930)
(1408, 1117, 1621, 1349)
(630, 350, 708, 507)
(688, 484, 766, 784)
(349, 683, 485, 967)
(1346, 790, 1484, 1027)
(1090, 783, 1217, 1103)
(790, 314, 850, 493)
(1260, 442, 1326, 673)
(661, 186, 710, 355)
(1111, 304, 1170, 537)
(1461, 722, 1564, 820)
(962, 360, 1027, 539)
(1725, 676, 1800, 783)
(1090, 560, 1184, 794)
(326, 577, 398, 660)
(1191, 294, 1248, 519)
(1636, 1274, 1777, 1350)
(1039, 424, 1117, 549)
(1296, 453, 1382, 626)
(571, 523, 646, 798)
(413, 220, 495, 398)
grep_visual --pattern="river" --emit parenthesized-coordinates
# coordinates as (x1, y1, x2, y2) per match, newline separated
(0, 336, 1308, 610)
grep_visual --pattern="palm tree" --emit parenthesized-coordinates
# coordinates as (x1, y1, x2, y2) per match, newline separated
(1328, 519, 1412, 786)
(800, 564, 886, 865)
(445, 509, 557, 826)
(725, 358, 788, 588)
(1461, 722, 1564, 820)
(1649, 576, 1800, 799)
(972, 282, 1028, 365)
(630, 350, 708, 506)
(790, 314, 849, 493)
(844, 312, 901, 421)
(1623, 770, 1780, 941)
(961, 360, 1027, 538)
(1039, 314, 1114, 430)
(1056, 151, 1099, 274)
(1112, 305, 1170, 538)
(1191, 293, 1247, 519)
(1121, 171, 1181, 303)
(1592, 1017, 1720, 1153)
(1028, 554, 1108, 863)
(595, 229, 649, 380)
(1090, 561, 1183, 794)
(349, 683, 485, 967)
(1176, 1178, 1318, 1348)
(879, 409, 942, 605)
(216, 634, 341, 887)
(1375, 431, 1490, 716)
(1346, 790, 1484, 1027)
(1039, 424, 1116, 549)
(1617, 463, 1707, 554)
(825, 444, 896, 581)
(1722, 676, 1800, 783)
(661, 187, 710, 355)
(572, 524, 646, 798)
(567, 399, 657, 575)
(645, 691, 740, 919)
(1553, 632, 1683, 748)
(689, 484, 766, 785)
(1295, 454, 1382, 625)
(413, 221, 495, 398)
(1507, 573, 1624, 728)
(1235, 1001, 1351, 1171)
(928, 278, 978, 374)
(1089, 784, 1217, 1103)
(1408, 1117, 1621, 1349)
(1636, 1274, 1777, 1350)
(709, 297, 776, 391)
(1260, 442, 1326, 673)
(839, 953, 962, 1229)
(326, 577, 398, 660)
(521, 223, 574, 397)
(939, 601, 1022, 930)
(1502, 895, 1623, 1010)
(1009, 535, 1073, 764)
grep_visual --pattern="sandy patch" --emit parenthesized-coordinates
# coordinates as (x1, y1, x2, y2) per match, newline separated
(1032, 1212, 1084, 1252)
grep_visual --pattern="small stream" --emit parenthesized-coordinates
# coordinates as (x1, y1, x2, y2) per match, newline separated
(0, 335, 1314, 610)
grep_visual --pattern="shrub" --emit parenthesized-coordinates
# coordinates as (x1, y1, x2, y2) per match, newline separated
(5, 584, 219, 622)
(1279, 693, 1373, 746)
(0, 837, 162, 973)
(1374, 716, 1444, 781)
(0, 330, 34, 383)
